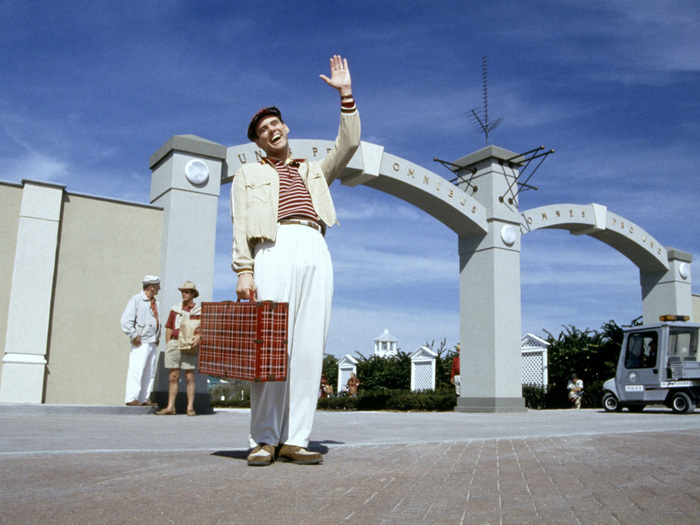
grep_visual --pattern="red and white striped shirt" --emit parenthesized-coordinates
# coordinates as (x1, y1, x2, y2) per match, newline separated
(268, 97, 357, 223)
(272, 159, 318, 222)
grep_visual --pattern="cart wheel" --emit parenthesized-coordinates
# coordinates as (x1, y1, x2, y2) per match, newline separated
(671, 392, 696, 414)
(603, 393, 621, 412)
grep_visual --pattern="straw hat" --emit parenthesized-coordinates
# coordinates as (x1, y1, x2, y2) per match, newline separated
(177, 281, 199, 298)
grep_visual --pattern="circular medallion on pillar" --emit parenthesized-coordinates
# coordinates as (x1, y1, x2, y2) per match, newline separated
(679, 262, 690, 280)
(184, 159, 209, 185)
(500, 225, 517, 246)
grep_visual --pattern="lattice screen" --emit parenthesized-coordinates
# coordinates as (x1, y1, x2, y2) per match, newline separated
(522, 350, 546, 386)
(413, 361, 434, 391)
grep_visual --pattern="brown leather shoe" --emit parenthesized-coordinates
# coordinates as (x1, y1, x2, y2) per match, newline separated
(247, 444, 275, 466)
(277, 445, 323, 465)
(155, 408, 176, 415)
(187, 409, 196, 417)
(125, 400, 143, 406)
(142, 399, 158, 407)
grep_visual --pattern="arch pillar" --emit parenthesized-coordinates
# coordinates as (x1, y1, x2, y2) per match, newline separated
(148, 134, 226, 414)
(453, 146, 526, 412)
(640, 248, 693, 322)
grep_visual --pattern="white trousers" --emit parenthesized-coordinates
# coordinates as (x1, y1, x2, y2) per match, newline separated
(249, 224, 333, 448)
(124, 342, 157, 403)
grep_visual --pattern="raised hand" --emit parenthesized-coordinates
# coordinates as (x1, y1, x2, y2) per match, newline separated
(319, 55, 352, 97)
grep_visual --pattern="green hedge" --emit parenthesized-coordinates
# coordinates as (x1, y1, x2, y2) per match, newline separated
(521, 380, 606, 409)
(316, 388, 457, 411)
(209, 382, 599, 411)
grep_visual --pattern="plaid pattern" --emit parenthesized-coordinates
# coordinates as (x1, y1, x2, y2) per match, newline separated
(199, 301, 288, 382)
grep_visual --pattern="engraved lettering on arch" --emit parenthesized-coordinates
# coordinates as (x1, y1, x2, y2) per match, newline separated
(238, 153, 247, 164)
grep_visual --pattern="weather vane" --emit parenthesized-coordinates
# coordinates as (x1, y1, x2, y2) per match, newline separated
(469, 55, 502, 146)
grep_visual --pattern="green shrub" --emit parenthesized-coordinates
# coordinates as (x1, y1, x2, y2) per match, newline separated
(209, 379, 250, 408)
(317, 394, 358, 410)
(386, 390, 456, 411)
(522, 383, 547, 409)
(318, 388, 456, 412)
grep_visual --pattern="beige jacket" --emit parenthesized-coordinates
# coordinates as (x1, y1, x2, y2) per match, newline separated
(231, 110, 361, 273)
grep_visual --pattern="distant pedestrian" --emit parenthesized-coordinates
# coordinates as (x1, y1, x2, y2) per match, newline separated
(450, 344, 461, 396)
(346, 372, 361, 397)
(120, 276, 161, 407)
(319, 375, 328, 399)
(567, 373, 583, 409)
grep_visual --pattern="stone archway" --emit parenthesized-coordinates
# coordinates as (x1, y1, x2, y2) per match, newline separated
(520, 203, 693, 324)
(150, 137, 693, 413)
(225, 139, 488, 238)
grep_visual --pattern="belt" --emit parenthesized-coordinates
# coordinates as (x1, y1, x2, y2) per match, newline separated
(278, 218, 325, 236)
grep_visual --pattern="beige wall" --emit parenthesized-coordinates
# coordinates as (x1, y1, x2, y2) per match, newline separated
(693, 294, 699, 323)
(42, 193, 162, 404)
(0, 182, 23, 382)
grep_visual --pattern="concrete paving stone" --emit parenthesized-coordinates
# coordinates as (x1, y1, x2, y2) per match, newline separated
(3, 408, 700, 524)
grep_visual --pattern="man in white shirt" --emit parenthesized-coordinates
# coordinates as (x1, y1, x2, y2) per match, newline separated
(120, 275, 161, 407)
(567, 373, 584, 409)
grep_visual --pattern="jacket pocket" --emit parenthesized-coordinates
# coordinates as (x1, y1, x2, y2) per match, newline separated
(306, 172, 330, 199)
(246, 180, 271, 203)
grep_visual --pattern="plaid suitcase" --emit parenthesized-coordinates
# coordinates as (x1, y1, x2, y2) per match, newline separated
(198, 300, 289, 382)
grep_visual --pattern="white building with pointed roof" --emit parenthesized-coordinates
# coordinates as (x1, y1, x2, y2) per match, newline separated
(374, 329, 399, 358)
(521, 333, 549, 387)
(409, 345, 438, 391)
(337, 354, 358, 395)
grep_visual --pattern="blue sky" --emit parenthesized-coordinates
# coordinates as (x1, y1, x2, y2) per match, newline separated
(2, 1, 698, 358)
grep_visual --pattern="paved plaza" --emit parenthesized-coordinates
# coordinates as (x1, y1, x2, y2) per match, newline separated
(2, 406, 700, 524)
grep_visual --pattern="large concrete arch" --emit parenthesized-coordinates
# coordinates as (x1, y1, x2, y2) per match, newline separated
(225, 139, 488, 237)
(520, 203, 693, 324)
(520, 203, 668, 273)
(150, 137, 693, 413)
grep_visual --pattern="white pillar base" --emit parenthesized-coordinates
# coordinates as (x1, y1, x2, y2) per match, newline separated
(0, 353, 47, 403)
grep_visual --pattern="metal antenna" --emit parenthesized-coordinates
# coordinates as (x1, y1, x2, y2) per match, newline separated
(468, 55, 502, 145)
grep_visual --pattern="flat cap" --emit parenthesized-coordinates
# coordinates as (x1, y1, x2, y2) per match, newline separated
(247, 106, 282, 141)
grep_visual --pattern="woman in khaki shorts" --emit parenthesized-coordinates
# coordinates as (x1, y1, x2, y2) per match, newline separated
(156, 281, 201, 416)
